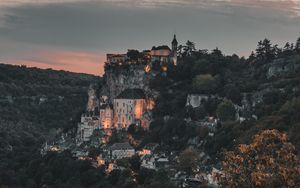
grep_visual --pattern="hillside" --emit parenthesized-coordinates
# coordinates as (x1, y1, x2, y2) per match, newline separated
(1, 36, 300, 188)
(0, 64, 100, 187)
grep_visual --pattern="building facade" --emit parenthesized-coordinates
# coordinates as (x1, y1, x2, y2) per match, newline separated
(77, 114, 100, 142)
(109, 142, 135, 160)
(99, 104, 114, 129)
(113, 89, 147, 129)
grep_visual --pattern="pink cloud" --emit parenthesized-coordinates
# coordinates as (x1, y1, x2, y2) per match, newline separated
(5, 50, 106, 76)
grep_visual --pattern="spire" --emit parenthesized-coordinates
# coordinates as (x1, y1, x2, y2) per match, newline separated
(172, 34, 178, 45)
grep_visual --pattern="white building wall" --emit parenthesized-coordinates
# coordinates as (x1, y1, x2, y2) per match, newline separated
(100, 107, 113, 129)
(111, 149, 135, 159)
(113, 98, 147, 129)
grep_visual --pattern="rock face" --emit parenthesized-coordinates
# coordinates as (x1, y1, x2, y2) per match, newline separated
(266, 56, 300, 78)
(186, 94, 210, 108)
(103, 65, 155, 101)
(87, 85, 99, 112)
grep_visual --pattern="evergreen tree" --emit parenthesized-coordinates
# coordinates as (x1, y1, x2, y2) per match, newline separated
(183, 40, 196, 57)
(255, 38, 276, 64)
(295, 37, 300, 53)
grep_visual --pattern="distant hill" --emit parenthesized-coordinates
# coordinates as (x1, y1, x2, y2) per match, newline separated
(0, 64, 101, 187)
(0, 63, 99, 96)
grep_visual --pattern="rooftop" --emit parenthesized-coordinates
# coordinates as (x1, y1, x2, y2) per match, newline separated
(116, 88, 146, 99)
(151, 45, 171, 51)
(110, 142, 134, 150)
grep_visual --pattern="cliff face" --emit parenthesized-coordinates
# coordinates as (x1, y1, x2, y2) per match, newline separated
(103, 65, 156, 101)
(87, 85, 99, 112)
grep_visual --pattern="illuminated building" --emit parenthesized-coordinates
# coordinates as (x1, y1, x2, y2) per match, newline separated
(109, 142, 135, 160)
(99, 103, 113, 129)
(77, 114, 100, 142)
(105, 34, 178, 68)
(113, 88, 147, 130)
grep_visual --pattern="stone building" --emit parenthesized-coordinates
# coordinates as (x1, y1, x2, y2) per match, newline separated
(109, 142, 135, 160)
(99, 103, 113, 129)
(113, 88, 147, 130)
(77, 114, 100, 142)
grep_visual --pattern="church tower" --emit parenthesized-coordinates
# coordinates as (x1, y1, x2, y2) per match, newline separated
(172, 34, 178, 52)
(171, 34, 178, 65)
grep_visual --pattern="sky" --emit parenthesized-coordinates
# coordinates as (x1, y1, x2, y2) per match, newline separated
(0, 0, 300, 75)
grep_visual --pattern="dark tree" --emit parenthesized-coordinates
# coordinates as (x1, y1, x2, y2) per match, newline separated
(255, 38, 276, 64)
(183, 40, 196, 57)
(127, 50, 140, 61)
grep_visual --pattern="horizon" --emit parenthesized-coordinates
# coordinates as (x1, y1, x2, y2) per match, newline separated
(1, 0, 300, 76)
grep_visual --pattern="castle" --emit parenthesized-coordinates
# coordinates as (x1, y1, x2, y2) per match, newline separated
(77, 35, 178, 142)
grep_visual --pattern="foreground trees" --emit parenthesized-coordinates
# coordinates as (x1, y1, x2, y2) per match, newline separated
(221, 130, 300, 188)
(178, 148, 200, 175)
(216, 100, 236, 122)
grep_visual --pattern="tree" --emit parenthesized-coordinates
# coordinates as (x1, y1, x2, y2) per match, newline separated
(127, 124, 136, 135)
(255, 38, 276, 64)
(192, 74, 219, 94)
(216, 100, 236, 122)
(183, 40, 196, 57)
(223, 84, 242, 105)
(129, 155, 141, 172)
(192, 59, 210, 75)
(282, 42, 294, 57)
(144, 169, 176, 188)
(295, 37, 300, 53)
(248, 51, 256, 62)
(221, 130, 300, 188)
(178, 148, 200, 175)
(127, 50, 140, 61)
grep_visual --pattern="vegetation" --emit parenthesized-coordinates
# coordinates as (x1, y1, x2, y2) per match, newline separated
(178, 148, 200, 175)
(221, 130, 300, 188)
(0, 64, 100, 188)
(216, 100, 236, 122)
(1, 35, 300, 187)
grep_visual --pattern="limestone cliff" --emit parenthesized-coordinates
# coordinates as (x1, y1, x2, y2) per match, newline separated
(102, 65, 157, 101)
(87, 85, 99, 112)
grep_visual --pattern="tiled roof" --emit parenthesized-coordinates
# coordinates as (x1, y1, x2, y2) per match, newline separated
(110, 142, 134, 150)
(115, 88, 146, 99)
(151, 45, 171, 51)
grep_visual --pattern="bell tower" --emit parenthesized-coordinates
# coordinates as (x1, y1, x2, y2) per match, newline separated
(171, 34, 178, 65)
(172, 34, 178, 53)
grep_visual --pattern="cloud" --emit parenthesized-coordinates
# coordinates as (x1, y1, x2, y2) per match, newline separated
(4, 49, 105, 75)
(1, 0, 300, 13)
(1, 0, 300, 76)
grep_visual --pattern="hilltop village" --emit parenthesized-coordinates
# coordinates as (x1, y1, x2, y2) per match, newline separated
(77, 35, 178, 141)
(40, 35, 300, 188)
(41, 36, 226, 187)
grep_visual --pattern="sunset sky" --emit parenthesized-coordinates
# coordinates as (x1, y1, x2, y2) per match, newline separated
(0, 0, 300, 75)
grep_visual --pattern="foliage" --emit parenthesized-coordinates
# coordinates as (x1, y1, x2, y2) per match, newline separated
(216, 100, 236, 122)
(178, 148, 200, 175)
(221, 130, 300, 188)
(0, 64, 100, 188)
(223, 84, 242, 105)
(192, 74, 220, 94)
